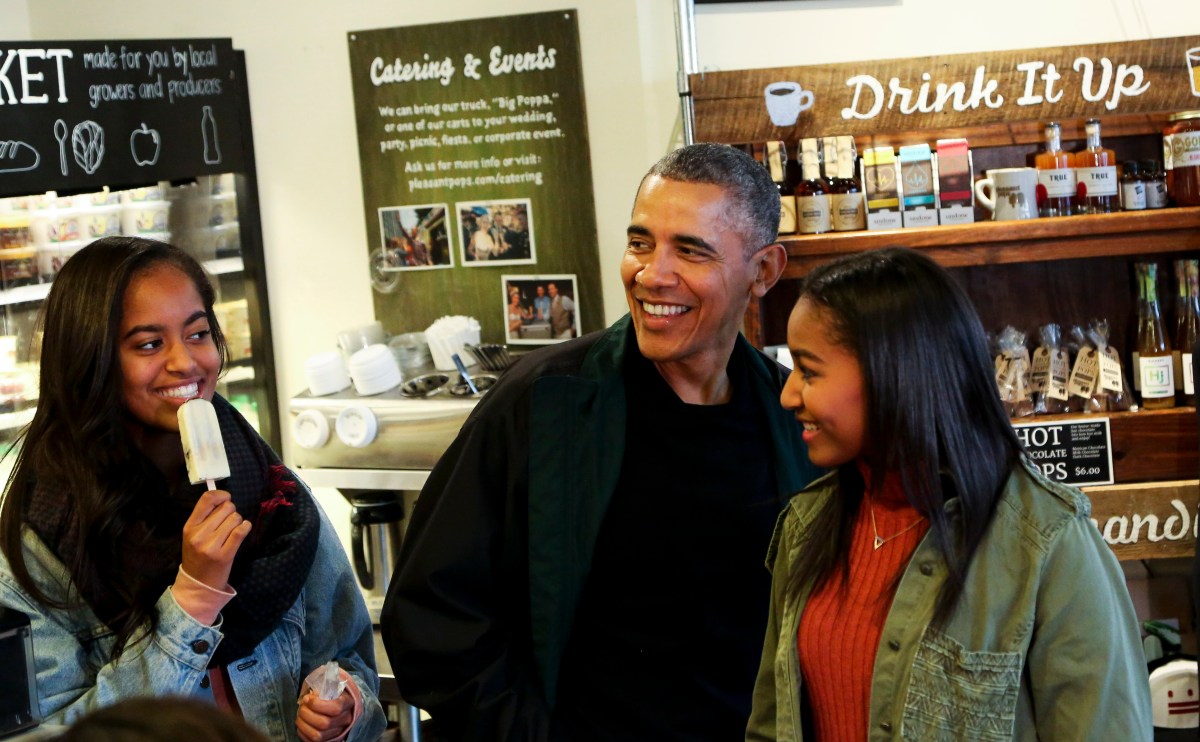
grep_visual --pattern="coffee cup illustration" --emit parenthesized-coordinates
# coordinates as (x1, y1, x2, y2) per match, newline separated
(764, 81, 815, 127)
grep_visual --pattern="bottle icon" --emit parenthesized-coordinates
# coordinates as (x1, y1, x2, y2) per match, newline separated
(202, 106, 221, 165)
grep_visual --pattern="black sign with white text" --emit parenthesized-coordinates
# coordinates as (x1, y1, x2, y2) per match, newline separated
(1013, 418, 1114, 486)
(0, 38, 244, 196)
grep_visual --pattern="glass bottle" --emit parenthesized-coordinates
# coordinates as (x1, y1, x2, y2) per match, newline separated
(1142, 159, 1169, 209)
(1175, 259, 1200, 405)
(1120, 161, 1146, 211)
(795, 138, 831, 234)
(830, 135, 865, 232)
(1076, 119, 1118, 214)
(1034, 122, 1075, 217)
(1136, 261, 1176, 409)
(821, 137, 838, 190)
(764, 141, 796, 235)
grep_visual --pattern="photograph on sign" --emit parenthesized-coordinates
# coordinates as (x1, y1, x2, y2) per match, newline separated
(458, 199, 534, 266)
(502, 274, 578, 344)
(376, 203, 453, 272)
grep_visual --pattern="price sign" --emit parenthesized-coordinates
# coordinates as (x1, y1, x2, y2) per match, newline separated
(1013, 418, 1114, 487)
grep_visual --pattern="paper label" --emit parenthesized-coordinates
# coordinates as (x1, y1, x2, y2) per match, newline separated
(1099, 346, 1123, 393)
(1167, 132, 1200, 169)
(1146, 181, 1169, 208)
(1037, 168, 1076, 198)
(797, 194, 832, 234)
(1031, 347, 1051, 392)
(779, 196, 797, 234)
(1121, 181, 1146, 209)
(1077, 166, 1118, 197)
(830, 192, 865, 230)
(1068, 349, 1099, 398)
(1048, 349, 1070, 401)
(1185, 352, 1195, 395)
(1139, 354, 1175, 398)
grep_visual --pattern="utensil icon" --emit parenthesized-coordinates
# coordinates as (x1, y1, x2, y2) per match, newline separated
(53, 119, 68, 175)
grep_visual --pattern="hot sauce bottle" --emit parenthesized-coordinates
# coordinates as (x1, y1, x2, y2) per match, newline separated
(1076, 119, 1119, 214)
(1035, 122, 1076, 217)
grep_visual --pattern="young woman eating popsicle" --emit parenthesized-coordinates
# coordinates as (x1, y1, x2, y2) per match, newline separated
(747, 247, 1152, 740)
(0, 236, 384, 741)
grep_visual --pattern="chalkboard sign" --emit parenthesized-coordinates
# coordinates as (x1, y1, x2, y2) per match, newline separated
(0, 38, 245, 196)
(1014, 418, 1115, 487)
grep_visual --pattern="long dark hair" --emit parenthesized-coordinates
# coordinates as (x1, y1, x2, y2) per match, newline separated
(792, 247, 1021, 622)
(0, 236, 228, 656)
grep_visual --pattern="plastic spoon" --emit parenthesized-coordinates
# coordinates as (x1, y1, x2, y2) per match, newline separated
(452, 353, 479, 395)
(54, 119, 68, 175)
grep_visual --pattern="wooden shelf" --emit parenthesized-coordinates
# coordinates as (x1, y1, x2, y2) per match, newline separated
(777, 207, 1200, 279)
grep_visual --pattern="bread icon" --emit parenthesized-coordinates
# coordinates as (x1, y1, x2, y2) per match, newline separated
(0, 140, 40, 174)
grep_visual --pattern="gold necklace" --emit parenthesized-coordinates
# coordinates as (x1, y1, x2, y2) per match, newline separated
(866, 492, 926, 550)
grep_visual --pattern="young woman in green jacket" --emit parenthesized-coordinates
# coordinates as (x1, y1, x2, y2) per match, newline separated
(748, 247, 1152, 741)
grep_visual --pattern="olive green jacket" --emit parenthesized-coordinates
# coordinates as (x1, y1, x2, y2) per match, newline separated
(747, 458, 1152, 742)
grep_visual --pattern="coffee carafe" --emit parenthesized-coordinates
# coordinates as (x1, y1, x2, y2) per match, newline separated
(344, 491, 405, 623)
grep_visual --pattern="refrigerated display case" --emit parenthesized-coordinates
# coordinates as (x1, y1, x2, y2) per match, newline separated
(0, 38, 279, 452)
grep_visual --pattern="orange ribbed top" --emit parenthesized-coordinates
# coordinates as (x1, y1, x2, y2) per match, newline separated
(796, 468, 928, 742)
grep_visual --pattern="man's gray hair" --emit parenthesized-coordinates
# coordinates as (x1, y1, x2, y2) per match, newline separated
(644, 142, 780, 255)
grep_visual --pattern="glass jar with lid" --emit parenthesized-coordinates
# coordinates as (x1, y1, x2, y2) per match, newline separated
(1165, 111, 1200, 206)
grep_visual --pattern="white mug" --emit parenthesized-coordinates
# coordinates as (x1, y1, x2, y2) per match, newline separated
(975, 168, 1039, 221)
(763, 81, 815, 127)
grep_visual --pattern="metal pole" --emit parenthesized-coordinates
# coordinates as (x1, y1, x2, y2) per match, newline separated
(674, 0, 698, 145)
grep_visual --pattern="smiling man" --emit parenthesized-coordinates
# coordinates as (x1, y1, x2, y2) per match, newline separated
(382, 143, 822, 742)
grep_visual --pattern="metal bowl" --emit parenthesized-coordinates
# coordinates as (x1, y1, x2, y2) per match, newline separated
(448, 374, 498, 397)
(400, 373, 449, 397)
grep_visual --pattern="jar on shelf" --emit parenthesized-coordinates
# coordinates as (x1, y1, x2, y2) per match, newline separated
(1164, 111, 1200, 207)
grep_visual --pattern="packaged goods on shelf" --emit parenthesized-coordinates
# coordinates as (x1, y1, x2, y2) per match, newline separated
(1077, 119, 1119, 214)
(1035, 123, 1076, 218)
(796, 138, 831, 234)
(763, 141, 796, 235)
(995, 326, 1034, 418)
(1135, 262, 1175, 410)
(1120, 161, 1147, 211)
(1031, 324, 1070, 415)
(861, 146, 901, 230)
(898, 143, 937, 228)
(1165, 111, 1200, 206)
(830, 136, 865, 232)
(1067, 322, 1131, 413)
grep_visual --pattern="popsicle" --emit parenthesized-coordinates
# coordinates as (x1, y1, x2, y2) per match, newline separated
(178, 398, 230, 490)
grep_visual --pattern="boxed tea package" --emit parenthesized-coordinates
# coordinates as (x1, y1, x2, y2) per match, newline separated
(934, 138, 974, 225)
(899, 143, 938, 228)
(861, 146, 902, 230)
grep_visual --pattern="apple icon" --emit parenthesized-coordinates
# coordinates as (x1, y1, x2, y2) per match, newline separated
(130, 123, 161, 167)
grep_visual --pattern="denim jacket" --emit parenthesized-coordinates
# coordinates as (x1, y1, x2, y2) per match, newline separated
(0, 499, 386, 742)
(747, 458, 1153, 741)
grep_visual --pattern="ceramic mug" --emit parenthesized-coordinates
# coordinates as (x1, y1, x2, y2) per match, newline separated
(975, 168, 1039, 221)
